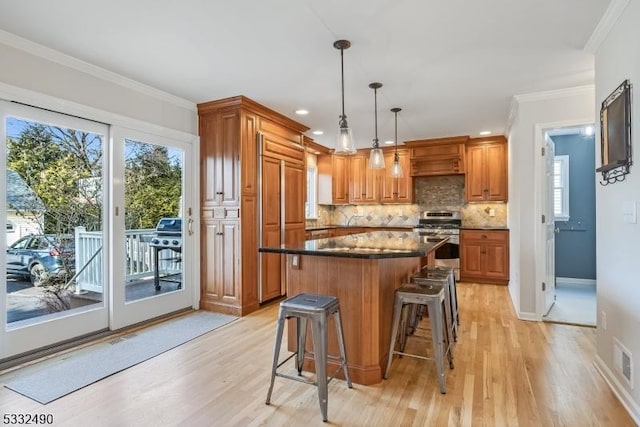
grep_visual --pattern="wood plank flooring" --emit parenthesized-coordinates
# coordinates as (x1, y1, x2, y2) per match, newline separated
(0, 283, 634, 426)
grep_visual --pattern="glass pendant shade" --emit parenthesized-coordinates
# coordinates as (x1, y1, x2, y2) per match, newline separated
(334, 40, 356, 155)
(390, 151, 403, 177)
(336, 125, 356, 154)
(389, 107, 403, 177)
(369, 147, 385, 169)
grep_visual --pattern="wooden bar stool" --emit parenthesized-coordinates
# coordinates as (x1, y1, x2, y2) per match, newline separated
(384, 283, 454, 393)
(266, 293, 352, 422)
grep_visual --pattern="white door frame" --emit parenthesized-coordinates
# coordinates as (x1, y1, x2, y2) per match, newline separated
(534, 117, 594, 319)
(0, 101, 110, 359)
(109, 126, 199, 330)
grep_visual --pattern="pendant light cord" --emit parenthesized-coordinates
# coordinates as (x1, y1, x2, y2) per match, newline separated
(340, 47, 346, 123)
(374, 86, 378, 146)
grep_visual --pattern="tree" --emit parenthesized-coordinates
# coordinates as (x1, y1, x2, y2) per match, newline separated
(124, 141, 182, 229)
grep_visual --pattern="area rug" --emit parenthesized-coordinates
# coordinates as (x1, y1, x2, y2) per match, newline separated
(3, 311, 237, 404)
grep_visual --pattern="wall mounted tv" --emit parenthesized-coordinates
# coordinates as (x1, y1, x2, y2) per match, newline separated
(597, 79, 632, 185)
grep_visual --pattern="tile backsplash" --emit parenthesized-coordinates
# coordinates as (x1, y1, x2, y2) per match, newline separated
(306, 175, 507, 228)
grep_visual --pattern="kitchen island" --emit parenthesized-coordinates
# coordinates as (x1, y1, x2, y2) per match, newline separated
(259, 231, 448, 385)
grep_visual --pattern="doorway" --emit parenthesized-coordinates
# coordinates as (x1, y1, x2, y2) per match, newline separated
(536, 122, 597, 326)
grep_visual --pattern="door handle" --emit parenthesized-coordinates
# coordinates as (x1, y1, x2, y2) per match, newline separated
(188, 218, 194, 235)
(554, 227, 560, 234)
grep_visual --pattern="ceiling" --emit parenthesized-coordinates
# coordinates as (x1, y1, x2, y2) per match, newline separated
(0, 0, 610, 149)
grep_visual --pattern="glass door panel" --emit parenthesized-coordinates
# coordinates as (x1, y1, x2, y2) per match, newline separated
(1, 101, 108, 359)
(110, 127, 194, 329)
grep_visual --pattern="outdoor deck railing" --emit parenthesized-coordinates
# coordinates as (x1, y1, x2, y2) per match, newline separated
(74, 227, 181, 293)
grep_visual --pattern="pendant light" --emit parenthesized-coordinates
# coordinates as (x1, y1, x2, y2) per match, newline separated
(368, 82, 385, 169)
(333, 40, 356, 155)
(390, 107, 403, 178)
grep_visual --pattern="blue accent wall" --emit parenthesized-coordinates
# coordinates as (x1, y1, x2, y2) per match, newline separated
(551, 133, 596, 280)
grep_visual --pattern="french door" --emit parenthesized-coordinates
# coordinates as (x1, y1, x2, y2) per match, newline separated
(110, 127, 196, 329)
(1, 102, 197, 360)
(1, 101, 109, 359)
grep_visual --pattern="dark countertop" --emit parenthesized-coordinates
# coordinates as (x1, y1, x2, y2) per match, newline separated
(305, 225, 416, 231)
(461, 226, 509, 230)
(260, 230, 448, 259)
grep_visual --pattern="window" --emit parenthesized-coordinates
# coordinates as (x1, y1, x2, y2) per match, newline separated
(553, 155, 570, 221)
(306, 155, 318, 219)
(6, 221, 15, 232)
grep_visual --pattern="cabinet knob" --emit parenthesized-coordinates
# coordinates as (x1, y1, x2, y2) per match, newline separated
(216, 191, 224, 195)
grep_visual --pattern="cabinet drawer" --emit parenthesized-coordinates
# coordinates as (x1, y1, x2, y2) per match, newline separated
(461, 229, 508, 243)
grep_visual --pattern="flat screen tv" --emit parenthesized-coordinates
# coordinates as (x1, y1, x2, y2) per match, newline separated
(597, 79, 632, 181)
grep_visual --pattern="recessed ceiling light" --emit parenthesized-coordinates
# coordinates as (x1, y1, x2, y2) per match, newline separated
(479, 130, 491, 136)
(384, 140, 395, 145)
(295, 109, 309, 115)
(312, 130, 324, 135)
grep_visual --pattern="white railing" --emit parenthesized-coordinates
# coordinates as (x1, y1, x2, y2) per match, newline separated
(74, 227, 181, 294)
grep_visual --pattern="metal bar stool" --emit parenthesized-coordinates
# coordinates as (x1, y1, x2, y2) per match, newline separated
(384, 283, 454, 393)
(413, 266, 459, 341)
(266, 293, 352, 422)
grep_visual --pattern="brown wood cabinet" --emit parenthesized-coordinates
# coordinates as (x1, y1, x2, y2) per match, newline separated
(347, 148, 412, 204)
(406, 136, 468, 177)
(460, 229, 509, 285)
(201, 219, 240, 310)
(317, 154, 349, 204)
(380, 149, 412, 203)
(465, 136, 508, 202)
(198, 96, 308, 316)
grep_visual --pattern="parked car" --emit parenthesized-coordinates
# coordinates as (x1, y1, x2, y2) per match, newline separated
(6, 234, 75, 286)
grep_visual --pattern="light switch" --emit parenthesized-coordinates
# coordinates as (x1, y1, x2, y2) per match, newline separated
(623, 201, 637, 224)
(489, 208, 496, 217)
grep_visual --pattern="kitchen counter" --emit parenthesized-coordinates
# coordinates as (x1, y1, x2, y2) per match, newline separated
(461, 226, 509, 230)
(305, 225, 415, 231)
(259, 231, 445, 385)
(260, 231, 447, 259)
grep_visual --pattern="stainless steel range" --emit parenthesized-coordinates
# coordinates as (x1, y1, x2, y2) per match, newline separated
(413, 211, 461, 280)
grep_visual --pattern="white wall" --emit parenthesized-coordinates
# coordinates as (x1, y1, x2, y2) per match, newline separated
(593, 0, 640, 421)
(508, 87, 595, 317)
(0, 33, 197, 135)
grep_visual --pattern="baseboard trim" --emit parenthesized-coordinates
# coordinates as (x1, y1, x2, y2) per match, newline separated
(517, 311, 540, 322)
(556, 277, 596, 288)
(594, 355, 640, 425)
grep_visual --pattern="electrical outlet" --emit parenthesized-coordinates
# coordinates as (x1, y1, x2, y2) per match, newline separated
(399, 209, 403, 217)
(489, 208, 496, 217)
(602, 310, 607, 330)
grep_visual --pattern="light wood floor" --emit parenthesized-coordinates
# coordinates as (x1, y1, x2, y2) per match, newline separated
(0, 283, 634, 426)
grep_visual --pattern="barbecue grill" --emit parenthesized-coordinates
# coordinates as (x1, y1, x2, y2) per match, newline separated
(149, 217, 182, 290)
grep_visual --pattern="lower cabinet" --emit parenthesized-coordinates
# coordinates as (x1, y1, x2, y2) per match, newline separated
(201, 219, 241, 311)
(460, 229, 509, 285)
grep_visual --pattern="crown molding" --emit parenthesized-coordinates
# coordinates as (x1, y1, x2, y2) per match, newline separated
(0, 29, 196, 111)
(584, 0, 630, 54)
(505, 96, 519, 136)
(513, 85, 595, 104)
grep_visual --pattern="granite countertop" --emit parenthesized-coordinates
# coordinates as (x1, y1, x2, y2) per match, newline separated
(461, 226, 509, 230)
(305, 225, 416, 231)
(260, 230, 448, 259)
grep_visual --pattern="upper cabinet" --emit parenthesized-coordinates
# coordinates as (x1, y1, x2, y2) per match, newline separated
(317, 154, 349, 204)
(407, 136, 468, 177)
(465, 136, 508, 202)
(199, 111, 241, 207)
(347, 148, 412, 204)
(380, 149, 412, 203)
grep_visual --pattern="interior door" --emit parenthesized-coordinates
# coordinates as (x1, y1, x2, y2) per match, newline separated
(1, 101, 109, 359)
(543, 134, 556, 315)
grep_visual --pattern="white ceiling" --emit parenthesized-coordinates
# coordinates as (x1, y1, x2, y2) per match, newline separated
(0, 0, 610, 149)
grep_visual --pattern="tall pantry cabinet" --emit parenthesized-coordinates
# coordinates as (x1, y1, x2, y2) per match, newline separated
(198, 96, 308, 316)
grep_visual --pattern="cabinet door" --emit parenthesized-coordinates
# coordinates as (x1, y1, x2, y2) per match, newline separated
(349, 154, 367, 203)
(284, 161, 306, 246)
(333, 155, 349, 203)
(484, 241, 509, 280)
(465, 145, 486, 202)
(485, 143, 508, 201)
(240, 112, 258, 196)
(380, 151, 397, 203)
(261, 156, 282, 302)
(201, 219, 221, 301)
(460, 239, 483, 278)
(216, 112, 240, 206)
(394, 150, 412, 202)
(220, 220, 240, 304)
